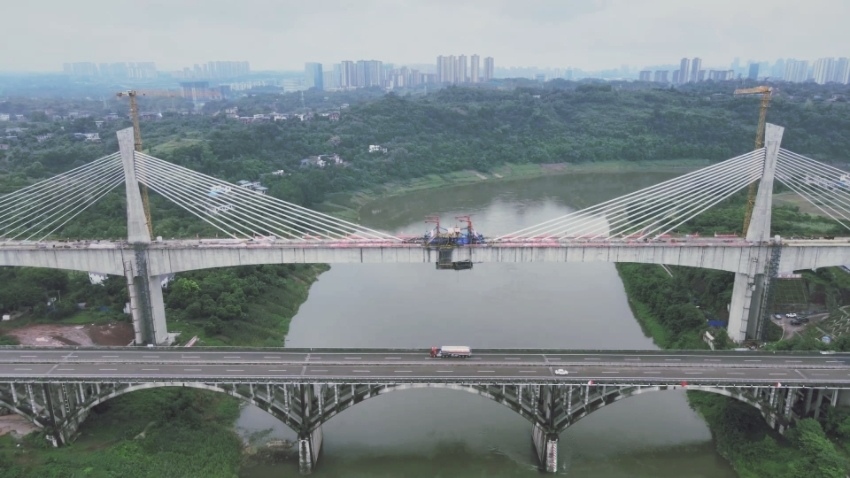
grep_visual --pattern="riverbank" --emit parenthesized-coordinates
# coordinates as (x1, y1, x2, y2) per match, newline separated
(320, 159, 710, 221)
(0, 264, 329, 476)
(615, 263, 849, 477)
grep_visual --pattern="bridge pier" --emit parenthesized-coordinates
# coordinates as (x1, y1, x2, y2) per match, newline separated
(727, 124, 784, 343)
(531, 423, 558, 472)
(118, 128, 169, 345)
(298, 425, 323, 474)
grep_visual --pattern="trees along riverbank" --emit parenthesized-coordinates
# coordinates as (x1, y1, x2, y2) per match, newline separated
(616, 199, 850, 478)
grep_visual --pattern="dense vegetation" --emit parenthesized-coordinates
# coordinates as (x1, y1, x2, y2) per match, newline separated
(616, 193, 850, 477)
(0, 388, 243, 478)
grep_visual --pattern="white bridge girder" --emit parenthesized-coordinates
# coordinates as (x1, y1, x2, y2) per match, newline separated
(0, 243, 848, 276)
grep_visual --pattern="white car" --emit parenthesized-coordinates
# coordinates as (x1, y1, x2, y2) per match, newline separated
(786, 313, 798, 319)
(554, 369, 569, 375)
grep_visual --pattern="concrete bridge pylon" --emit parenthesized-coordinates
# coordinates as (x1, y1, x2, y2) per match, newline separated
(727, 123, 784, 342)
(117, 128, 169, 345)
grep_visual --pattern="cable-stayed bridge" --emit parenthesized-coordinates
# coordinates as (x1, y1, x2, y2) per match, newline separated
(2, 125, 850, 345)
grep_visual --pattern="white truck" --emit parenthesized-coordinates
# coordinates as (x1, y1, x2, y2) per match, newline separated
(430, 346, 472, 358)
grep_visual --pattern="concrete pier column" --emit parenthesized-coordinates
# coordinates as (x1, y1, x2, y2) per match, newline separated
(298, 425, 323, 474)
(727, 123, 784, 342)
(118, 128, 169, 345)
(532, 422, 558, 473)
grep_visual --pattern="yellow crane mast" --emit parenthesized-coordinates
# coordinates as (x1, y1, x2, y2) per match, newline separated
(733, 85, 773, 234)
(116, 90, 154, 236)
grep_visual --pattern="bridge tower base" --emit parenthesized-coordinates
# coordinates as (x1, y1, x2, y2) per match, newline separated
(532, 423, 558, 472)
(118, 128, 169, 345)
(298, 425, 323, 474)
(727, 123, 784, 343)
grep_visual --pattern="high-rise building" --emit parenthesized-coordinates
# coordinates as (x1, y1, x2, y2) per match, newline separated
(470, 54, 480, 83)
(679, 58, 690, 84)
(672, 70, 680, 84)
(653, 70, 669, 83)
(304, 62, 323, 90)
(813, 58, 835, 84)
(62, 62, 99, 77)
(457, 55, 468, 83)
(747, 62, 760, 80)
(771, 59, 787, 80)
(639, 70, 652, 81)
(835, 58, 850, 85)
(690, 57, 702, 83)
(340, 61, 356, 88)
(483, 57, 494, 81)
(784, 60, 809, 83)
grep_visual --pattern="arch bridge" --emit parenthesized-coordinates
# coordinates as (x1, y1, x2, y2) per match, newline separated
(1, 347, 849, 473)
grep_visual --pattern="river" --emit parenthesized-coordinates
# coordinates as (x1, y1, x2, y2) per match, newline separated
(237, 170, 737, 477)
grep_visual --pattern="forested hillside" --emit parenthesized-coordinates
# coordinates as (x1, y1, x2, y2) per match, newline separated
(4, 81, 850, 215)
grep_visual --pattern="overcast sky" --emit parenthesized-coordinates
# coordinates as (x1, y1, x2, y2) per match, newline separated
(3, 0, 848, 72)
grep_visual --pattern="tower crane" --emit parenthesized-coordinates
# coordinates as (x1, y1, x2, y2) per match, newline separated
(116, 90, 153, 236)
(733, 85, 773, 234)
(116, 88, 223, 236)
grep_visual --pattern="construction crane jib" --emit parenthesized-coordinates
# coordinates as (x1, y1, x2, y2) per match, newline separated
(116, 90, 154, 235)
(733, 85, 773, 234)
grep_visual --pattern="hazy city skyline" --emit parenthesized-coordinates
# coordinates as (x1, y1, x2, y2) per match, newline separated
(3, 0, 849, 73)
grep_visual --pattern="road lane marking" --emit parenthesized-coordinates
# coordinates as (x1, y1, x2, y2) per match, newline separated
(182, 356, 200, 359)
(345, 357, 362, 360)
(601, 371, 619, 374)
(827, 360, 842, 363)
(184, 368, 202, 372)
(311, 370, 328, 372)
(769, 373, 787, 376)
(728, 372, 745, 375)
(14, 368, 32, 371)
(583, 358, 600, 361)
(683, 371, 703, 375)
(785, 360, 802, 363)
(436, 370, 453, 373)
(664, 359, 681, 362)
(624, 358, 641, 361)
(268, 370, 287, 372)
(263, 356, 281, 359)
(352, 370, 370, 373)
(226, 369, 244, 372)
(813, 373, 829, 376)
(99, 368, 117, 371)
(519, 370, 538, 373)
(20, 355, 38, 358)
(223, 356, 241, 359)
(385, 357, 402, 360)
(394, 370, 412, 373)
(143, 355, 159, 358)
(142, 369, 159, 371)
(548, 358, 562, 361)
(744, 359, 761, 362)
(102, 355, 119, 358)
(57, 368, 75, 371)
(704, 359, 720, 362)
(478, 370, 495, 373)
(643, 371, 661, 374)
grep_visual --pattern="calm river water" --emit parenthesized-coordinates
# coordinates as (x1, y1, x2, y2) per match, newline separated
(237, 171, 737, 477)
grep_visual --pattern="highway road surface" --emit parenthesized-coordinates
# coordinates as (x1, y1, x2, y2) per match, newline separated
(1, 348, 850, 385)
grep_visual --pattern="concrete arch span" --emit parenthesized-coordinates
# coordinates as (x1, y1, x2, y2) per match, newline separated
(0, 397, 48, 430)
(310, 382, 549, 432)
(556, 384, 772, 434)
